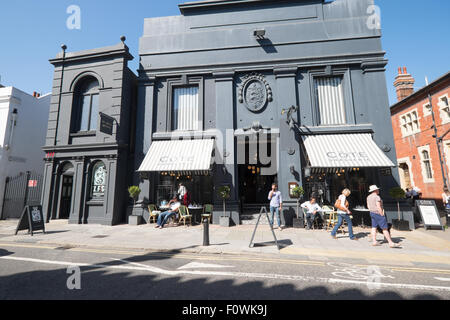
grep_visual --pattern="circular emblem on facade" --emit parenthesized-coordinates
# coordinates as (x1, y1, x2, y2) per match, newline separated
(381, 144, 392, 153)
(239, 73, 273, 112)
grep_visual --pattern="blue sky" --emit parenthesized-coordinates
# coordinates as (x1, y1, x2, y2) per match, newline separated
(0, 0, 448, 105)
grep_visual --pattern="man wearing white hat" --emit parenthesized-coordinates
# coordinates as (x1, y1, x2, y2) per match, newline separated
(367, 185, 400, 248)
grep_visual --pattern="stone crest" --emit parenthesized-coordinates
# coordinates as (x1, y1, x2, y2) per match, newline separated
(238, 73, 272, 112)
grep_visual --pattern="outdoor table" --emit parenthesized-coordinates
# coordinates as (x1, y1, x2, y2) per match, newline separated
(188, 206, 204, 224)
(352, 208, 371, 228)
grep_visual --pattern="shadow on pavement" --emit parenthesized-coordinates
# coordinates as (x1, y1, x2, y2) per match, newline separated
(0, 245, 444, 300)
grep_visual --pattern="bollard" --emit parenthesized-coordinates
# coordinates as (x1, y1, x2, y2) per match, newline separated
(203, 217, 210, 246)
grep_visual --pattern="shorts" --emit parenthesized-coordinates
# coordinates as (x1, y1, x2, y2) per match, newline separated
(370, 212, 388, 230)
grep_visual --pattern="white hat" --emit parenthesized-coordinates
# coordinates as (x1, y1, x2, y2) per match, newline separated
(368, 185, 380, 193)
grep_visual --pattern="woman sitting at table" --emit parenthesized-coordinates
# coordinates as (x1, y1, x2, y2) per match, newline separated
(156, 195, 181, 229)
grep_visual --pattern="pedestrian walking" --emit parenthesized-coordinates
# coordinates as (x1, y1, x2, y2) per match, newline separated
(268, 183, 283, 230)
(367, 185, 400, 248)
(331, 188, 357, 240)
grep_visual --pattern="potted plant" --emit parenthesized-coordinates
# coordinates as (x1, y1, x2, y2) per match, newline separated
(218, 185, 231, 227)
(389, 187, 409, 231)
(127, 186, 142, 225)
(291, 186, 305, 228)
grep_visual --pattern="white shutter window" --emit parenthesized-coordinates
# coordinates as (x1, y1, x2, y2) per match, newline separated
(315, 77, 346, 125)
(173, 86, 199, 131)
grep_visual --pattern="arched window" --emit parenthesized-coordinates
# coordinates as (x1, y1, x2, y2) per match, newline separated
(91, 161, 106, 198)
(72, 77, 99, 132)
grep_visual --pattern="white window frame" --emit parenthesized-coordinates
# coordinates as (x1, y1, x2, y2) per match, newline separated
(418, 145, 434, 183)
(399, 109, 420, 137)
(423, 102, 432, 117)
(438, 94, 450, 125)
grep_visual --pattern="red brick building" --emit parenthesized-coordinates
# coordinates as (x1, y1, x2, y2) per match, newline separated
(391, 68, 450, 206)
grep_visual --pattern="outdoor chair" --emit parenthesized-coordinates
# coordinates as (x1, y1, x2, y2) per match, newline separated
(327, 210, 346, 235)
(202, 204, 213, 223)
(148, 204, 161, 224)
(178, 205, 192, 226)
(302, 207, 320, 230)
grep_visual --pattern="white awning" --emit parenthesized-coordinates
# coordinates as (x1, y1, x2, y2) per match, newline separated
(138, 139, 214, 173)
(303, 133, 395, 168)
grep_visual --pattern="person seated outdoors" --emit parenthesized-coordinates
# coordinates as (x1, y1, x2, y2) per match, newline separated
(156, 195, 181, 229)
(301, 197, 322, 230)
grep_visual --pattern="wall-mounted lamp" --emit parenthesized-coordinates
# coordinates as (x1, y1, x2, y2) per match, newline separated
(290, 165, 295, 174)
(253, 29, 266, 39)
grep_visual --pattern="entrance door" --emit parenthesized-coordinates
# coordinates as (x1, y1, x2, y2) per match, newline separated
(59, 175, 73, 219)
(238, 165, 276, 204)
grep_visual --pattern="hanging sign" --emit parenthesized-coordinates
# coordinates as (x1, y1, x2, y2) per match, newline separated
(15, 205, 46, 236)
(99, 112, 115, 135)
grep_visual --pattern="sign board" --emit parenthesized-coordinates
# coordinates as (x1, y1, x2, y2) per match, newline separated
(415, 200, 444, 231)
(99, 112, 114, 136)
(15, 205, 46, 236)
(28, 180, 38, 188)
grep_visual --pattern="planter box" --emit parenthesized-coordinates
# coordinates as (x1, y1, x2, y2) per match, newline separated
(392, 219, 410, 231)
(128, 215, 143, 226)
(219, 217, 231, 227)
(293, 217, 304, 228)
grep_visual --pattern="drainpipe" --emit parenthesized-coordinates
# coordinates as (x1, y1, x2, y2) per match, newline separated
(429, 92, 448, 190)
(54, 44, 67, 146)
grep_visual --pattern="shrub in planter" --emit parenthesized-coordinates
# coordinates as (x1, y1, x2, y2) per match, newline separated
(291, 186, 305, 228)
(218, 186, 231, 227)
(389, 187, 409, 231)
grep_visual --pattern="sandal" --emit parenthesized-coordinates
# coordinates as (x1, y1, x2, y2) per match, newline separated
(389, 243, 401, 248)
(372, 243, 381, 246)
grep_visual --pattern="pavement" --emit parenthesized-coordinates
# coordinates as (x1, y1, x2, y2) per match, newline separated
(0, 219, 449, 269)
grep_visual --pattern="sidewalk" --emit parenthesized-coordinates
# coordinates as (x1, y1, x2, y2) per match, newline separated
(0, 219, 449, 267)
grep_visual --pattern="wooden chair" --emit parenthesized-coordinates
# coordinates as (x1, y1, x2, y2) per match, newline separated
(202, 204, 213, 223)
(322, 205, 334, 231)
(178, 205, 192, 226)
(327, 210, 346, 235)
(148, 204, 161, 224)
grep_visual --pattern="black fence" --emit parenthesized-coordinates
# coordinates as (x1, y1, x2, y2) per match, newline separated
(1, 171, 43, 219)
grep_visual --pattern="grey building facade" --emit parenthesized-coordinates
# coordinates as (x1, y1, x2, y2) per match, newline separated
(42, 0, 401, 226)
(41, 41, 137, 225)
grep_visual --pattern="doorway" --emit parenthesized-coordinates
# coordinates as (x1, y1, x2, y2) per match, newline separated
(59, 175, 73, 219)
(237, 136, 278, 206)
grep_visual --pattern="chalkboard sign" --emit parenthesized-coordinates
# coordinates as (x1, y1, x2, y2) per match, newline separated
(416, 200, 445, 231)
(15, 205, 46, 236)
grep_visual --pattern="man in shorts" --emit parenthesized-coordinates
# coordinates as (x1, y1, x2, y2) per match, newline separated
(367, 185, 400, 248)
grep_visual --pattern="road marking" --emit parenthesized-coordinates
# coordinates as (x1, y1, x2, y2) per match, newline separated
(434, 277, 450, 282)
(177, 262, 234, 270)
(1, 255, 450, 293)
(1, 242, 450, 275)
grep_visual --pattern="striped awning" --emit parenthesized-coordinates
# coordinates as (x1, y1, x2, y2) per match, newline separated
(303, 133, 395, 168)
(137, 139, 214, 173)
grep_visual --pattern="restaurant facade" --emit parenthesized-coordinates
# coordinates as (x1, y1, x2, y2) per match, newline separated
(41, 0, 402, 226)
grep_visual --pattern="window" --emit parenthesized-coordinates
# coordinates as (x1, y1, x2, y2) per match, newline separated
(400, 110, 420, 137)
(314, 76, 346, 125)
(423, 102, 432, 117)
(72, 77, 100, 132)
(418, 146, 434, 183)
(91, 162, 106, 198)
(438, 94, 450, 124)
(172, 86, 199, 131)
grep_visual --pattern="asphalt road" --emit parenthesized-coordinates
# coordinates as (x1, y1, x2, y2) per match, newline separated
(0, 243, 449, 300)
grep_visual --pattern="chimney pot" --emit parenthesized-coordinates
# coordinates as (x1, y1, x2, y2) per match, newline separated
(403, 67, 407, 74)
(398, 67, 402, 74)
(33, 91, 36, 97)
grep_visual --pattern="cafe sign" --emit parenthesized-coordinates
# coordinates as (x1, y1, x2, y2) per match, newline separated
(326, 152, 370, 163)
